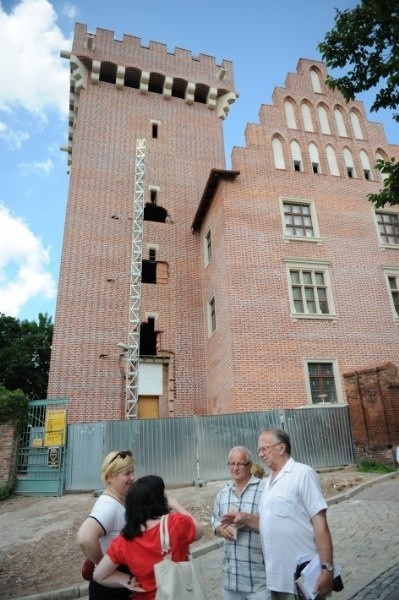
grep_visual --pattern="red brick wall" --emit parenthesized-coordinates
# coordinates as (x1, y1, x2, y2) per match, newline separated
(0, 424, 17, 486)
(344, 362, 399, 465)
(199, 59, 399, 413)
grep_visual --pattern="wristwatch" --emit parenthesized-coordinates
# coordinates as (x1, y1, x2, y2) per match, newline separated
(321, 563, 334, 573)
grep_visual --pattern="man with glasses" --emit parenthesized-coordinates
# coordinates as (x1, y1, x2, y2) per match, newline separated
(211, 446, 268, 600)
(221, 430, 334, 600)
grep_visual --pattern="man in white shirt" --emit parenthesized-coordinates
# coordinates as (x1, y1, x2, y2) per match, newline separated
(221, 429, 335, 600)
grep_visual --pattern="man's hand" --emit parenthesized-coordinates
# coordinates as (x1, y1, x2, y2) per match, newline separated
(314, 569, 334, 598)
(220, 511, 260, 533)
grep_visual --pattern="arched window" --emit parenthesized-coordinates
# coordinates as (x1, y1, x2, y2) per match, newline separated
(360, 150, 372, 180)
(272, 136, 286, 170)
(284, 99, 297, 129)
(326, 145, 340, 176)
(334, 108, 347, 137)
(310, 68, 322, 93)
(309, 143, 321, 174)
(350, 110, 363, 139)
(301, 102, 314, 132)
(376, 150, 389, 181)
(343, 147, 356, 178)
(317, 105, 331, 134)
(290, 140, 303, 172)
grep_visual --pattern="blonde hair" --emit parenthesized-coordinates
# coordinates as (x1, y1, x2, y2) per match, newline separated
(251, 462, 265, 479)
(101, 450, 135, 483)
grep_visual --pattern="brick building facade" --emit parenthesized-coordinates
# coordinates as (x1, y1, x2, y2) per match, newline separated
(48, 23, 399, 424)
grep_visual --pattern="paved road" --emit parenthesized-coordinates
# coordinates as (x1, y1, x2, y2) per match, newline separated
(195, 475, 399, 600)
(17, 473, 399, 600)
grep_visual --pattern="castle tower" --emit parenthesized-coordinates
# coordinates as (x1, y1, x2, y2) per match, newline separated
(47, 23, 236, 422)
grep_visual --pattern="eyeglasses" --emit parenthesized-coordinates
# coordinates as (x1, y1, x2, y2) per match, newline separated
(227, 462, 251, 468)
(109, 450, 133, 464)
(257, 443, 281, 454)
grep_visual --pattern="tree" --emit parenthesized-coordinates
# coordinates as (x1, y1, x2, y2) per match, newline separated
(318, 0, 399, 207)
(0, 313, 53, 400)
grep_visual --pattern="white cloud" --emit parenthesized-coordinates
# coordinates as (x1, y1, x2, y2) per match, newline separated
(0, 203, 56, 318)
(0, 0, 72, 116)
(0, 121, 30, 149)
(19, 157, 54, 175)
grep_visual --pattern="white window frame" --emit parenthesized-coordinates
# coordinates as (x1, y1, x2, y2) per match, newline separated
(382, 266, 399, 322)
(374, 210, 399, 249)
(279, 197, 321, 243)
(204, 228, 213, 267)
(303, 358, 344, 405)
(284, 258, 337, 320)
(207, 294, 217, 336)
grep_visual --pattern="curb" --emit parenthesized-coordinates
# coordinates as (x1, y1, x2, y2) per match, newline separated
(11, 471, 399, 600)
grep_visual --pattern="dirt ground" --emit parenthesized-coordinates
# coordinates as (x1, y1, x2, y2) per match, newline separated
(0, 467, 384, 599)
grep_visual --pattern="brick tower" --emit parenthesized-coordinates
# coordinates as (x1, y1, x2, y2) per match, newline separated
(47, 23, 236, 422)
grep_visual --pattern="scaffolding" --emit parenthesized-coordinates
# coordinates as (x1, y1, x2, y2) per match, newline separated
(125, 139, 146, 419)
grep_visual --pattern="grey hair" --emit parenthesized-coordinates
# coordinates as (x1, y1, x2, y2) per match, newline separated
(228, 446, 253, 463)
(259, 428, 291, 455)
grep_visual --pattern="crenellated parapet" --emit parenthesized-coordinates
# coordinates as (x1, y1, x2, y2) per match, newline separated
(60, 23, 237, 168)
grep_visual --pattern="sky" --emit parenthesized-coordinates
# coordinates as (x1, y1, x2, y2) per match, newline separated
(0, 0, 396, 322)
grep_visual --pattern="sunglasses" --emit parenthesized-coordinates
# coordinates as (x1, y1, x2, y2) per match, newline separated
(109, 450, 133, 464)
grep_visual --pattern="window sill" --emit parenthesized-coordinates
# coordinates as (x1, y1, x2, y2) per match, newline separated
(290, 313, 338, 322)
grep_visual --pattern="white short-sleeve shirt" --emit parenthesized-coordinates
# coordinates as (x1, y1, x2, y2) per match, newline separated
(89, 493, 126, 555)
(259, 458, 327, 594)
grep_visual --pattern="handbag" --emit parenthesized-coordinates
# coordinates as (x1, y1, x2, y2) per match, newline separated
(154, 514, 208, 600)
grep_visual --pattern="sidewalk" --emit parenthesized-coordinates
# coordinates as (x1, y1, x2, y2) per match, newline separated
(15, 472, 399, 600)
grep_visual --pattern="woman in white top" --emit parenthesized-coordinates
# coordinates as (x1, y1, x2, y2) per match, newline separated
(77, 450, 136, 600)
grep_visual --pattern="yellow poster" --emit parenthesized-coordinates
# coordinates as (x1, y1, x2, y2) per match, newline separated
(44, 407, 67, 446)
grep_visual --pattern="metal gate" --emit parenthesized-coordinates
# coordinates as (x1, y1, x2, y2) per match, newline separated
(15, 398, 68, 496)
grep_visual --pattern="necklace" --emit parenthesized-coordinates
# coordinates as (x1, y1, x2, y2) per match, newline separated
(104, 490, 124, 505)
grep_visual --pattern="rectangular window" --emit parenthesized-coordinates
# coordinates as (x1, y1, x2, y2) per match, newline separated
(285, 260, 336, 319)
(377, 212, 399, 245)
(283, 202, 314, 238)
(207, 295, 216, 336)
(307, 362, 338, 404)
(204, 229, 212, 266)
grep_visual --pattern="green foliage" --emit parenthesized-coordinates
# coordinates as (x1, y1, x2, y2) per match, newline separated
(356, 460, 396, 474)
(0, 384, 28, 431)
(0, 312, 53, 400)
(318, 0, 399, 207)
(0, 480, 14, 501)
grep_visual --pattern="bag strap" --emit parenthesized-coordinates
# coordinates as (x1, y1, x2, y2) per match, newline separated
(159, 514, 171, 555)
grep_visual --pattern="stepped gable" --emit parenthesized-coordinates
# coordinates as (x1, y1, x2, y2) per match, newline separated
(241, 58, 395, 161)
(71, 22, 235, 93)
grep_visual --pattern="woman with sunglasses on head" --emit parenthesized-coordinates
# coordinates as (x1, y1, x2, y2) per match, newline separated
(77, 450, 136, 600)
(93, 474, 204, 599)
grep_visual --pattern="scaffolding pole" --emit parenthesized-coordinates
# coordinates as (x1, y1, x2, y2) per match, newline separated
(125, 139, 146, 419)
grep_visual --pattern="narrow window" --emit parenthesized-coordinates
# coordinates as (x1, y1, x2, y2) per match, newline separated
(377, 212, 399, 245)
(142, 249, 157, 284)
(284, 99, 297, 129)
(309, 143, 321, 174)
(291, 141, 302, 172)
(207, 296, 217, 336)
(150, 189, 157, 204)
(283, 202, 314, 238)
(343, 148, 356, 178)
(360, 150, 372, 180)
(326, 145, 340, 176)
(152, 122, 158, 139)
(317, 105, 331, 134)
(350, 110, 363, 139)
(272, 137, 286, 170)
(388, 276, 399, 316)
(334, 108, 347, 136)
(301, 102, 314, 132)
(204, 229, 212, 266)
(307, 362, 338, 404)
(310, 69, 322, 93)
